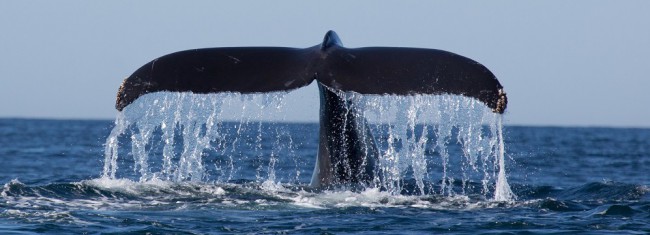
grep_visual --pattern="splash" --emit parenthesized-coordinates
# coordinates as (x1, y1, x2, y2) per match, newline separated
(334, 90, 516, 200)
(102, 91, 515, 201)
(102, 92, 294, 183)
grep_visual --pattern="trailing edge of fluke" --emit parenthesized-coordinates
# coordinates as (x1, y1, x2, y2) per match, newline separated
(116, 30, 507, 114)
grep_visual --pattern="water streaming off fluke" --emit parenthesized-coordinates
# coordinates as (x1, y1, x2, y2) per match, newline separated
(103, 91, 515, 201)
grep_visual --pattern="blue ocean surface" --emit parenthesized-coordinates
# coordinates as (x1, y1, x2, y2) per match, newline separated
(0, 118, 649, 234)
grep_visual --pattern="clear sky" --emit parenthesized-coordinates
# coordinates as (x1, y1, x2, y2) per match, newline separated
(1, 1, 649, 127)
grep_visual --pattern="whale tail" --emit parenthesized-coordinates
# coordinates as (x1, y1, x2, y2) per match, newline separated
(116, 30, 506, 113)
(114, 31, 507, 187)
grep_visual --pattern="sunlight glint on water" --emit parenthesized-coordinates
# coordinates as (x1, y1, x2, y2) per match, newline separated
(103, 91, 515, 201)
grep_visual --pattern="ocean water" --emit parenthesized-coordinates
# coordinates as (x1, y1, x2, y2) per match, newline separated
(1, 96, 649, 234)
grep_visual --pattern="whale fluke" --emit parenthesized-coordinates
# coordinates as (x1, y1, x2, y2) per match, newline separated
(116, 30, 506, 113)
(115, 47, 316, 111)
(114, 30, 508, 187)
(316, 46, 507, 113)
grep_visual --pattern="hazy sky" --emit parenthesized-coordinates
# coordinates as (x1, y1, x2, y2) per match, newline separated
(1, 1, 649, 127)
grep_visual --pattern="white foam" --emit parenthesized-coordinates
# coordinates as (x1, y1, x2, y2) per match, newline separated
(1, 178, 521, 222)
(83, 177, 174, 195)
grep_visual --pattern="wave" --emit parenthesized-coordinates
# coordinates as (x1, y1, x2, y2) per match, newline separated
(2, 178, 647, 212)
(2, 178, 648, 234)
(1, 178, 510, 213)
